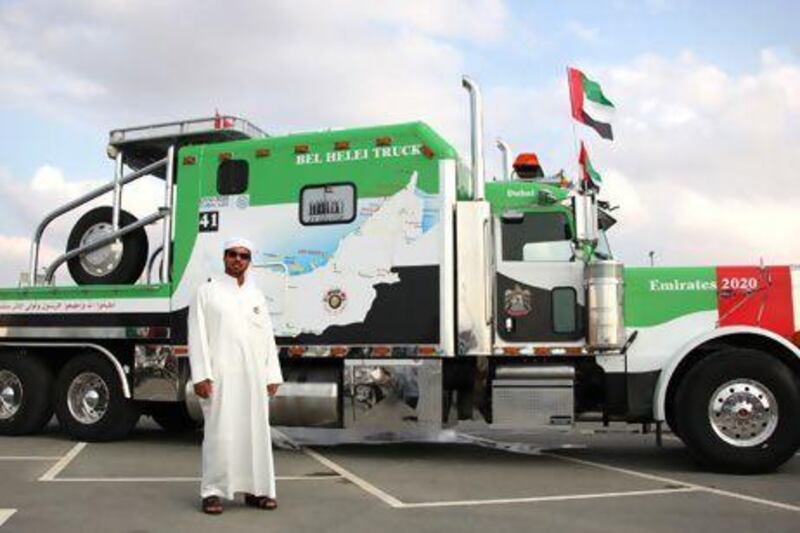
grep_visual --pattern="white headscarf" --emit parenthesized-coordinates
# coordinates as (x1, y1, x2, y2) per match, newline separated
(223, 237, 255, 253)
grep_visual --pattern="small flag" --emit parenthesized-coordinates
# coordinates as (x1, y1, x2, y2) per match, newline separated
(568, 67, 614, 140)
(578, 141, 602, 191)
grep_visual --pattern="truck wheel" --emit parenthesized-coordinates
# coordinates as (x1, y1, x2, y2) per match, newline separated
(675, 348, 800, 473)
(54, 353, 140, 441)
(148, 402, 201, 432)
(0, 351, 54, 435)
(67, 206, 149, 285)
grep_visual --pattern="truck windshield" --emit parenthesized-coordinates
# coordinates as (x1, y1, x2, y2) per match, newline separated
(502, 212, 572, 262)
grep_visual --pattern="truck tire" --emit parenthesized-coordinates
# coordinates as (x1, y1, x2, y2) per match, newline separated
(148, 402, 201, 432)
(67, 206, 148, 285)
(675, 348, 800, 473)
(54, 352, 140, 441)
(0, 351, 54, 435)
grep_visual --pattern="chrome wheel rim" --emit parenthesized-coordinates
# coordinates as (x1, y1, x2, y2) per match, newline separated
(79, 222, 123, 277)
(67, 372, 109, 425)
(709, 378, 778, 447)
(0, 370, 23, 420)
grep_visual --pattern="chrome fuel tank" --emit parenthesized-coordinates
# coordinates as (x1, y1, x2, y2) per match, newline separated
(586, 260, 625, 349)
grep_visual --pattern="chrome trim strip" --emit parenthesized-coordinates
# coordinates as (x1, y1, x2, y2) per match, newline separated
(0, 341, 131, 398)
(0, 327, 170, 340)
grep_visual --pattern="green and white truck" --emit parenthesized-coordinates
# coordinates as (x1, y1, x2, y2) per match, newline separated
(0, 77, 798, 473)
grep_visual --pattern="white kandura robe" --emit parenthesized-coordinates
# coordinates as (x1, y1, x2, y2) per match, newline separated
(188, 274, 284, 499)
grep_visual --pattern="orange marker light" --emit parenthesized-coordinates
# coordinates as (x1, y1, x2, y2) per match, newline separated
(334, 141, 350, 151)
(418, 346, 437, 356)
(295, 144, 310, 154)
(218, 152, 232, 161)
(330, 346, 348, 357)
(534, 347, 551, 356)
(182, 155, 197, 165)
(255, 148, 271, 158)
(375, 136, 392, 147)
(503, 347, 521, 355)
(288, 346, 306, 357)
(372, 346, 391, 357)
(421, 145, 435, 159)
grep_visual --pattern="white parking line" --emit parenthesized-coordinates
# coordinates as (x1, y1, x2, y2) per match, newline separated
(0, 456, 62, 461)
(400, 487, 699, 509)
(0, 509, 16, 528)
(44, 475, 342, 483)
(549, 452, 800, 513)
(303, 448, 404, 508)
(38, 442, 87, 481)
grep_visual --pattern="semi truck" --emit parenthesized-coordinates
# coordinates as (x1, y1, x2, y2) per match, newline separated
(0, 77, 798, 473)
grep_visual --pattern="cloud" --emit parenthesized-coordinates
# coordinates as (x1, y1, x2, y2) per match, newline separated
(0, 164, 163, 285)
(482, 50, 800, 266)
(565, 21, 598, 42)
(0, 0, 507, 148)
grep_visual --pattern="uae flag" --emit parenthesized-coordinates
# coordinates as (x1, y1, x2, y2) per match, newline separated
(578, 141, 602, 191)
(568, 67, 614, 140)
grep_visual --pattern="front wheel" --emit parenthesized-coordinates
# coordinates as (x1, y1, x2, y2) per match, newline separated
(675, 348, 800, 473)
(54, 352, 140, 441)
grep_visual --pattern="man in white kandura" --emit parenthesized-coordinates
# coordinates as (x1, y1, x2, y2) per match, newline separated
(188, 237, 283, 515)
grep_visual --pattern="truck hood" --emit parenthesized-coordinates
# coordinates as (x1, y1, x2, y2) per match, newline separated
(624, 265, 799, 345)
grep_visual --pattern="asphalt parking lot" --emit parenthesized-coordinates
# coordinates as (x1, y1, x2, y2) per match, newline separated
(0, 421, 798, 532)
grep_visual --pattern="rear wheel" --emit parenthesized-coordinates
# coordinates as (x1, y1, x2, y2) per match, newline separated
(675, 348, 800, 473)
(54, 352, 140, 441)
(0, 351, 53, 435)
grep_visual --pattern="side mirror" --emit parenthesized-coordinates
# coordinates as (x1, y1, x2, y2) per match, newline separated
(572, 193, 598, 244)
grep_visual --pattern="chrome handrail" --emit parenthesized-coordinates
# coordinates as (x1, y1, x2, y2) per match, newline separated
(44, 208, 169, 284)
(28, 156, 168, 286)
(160, 145, 175, 282)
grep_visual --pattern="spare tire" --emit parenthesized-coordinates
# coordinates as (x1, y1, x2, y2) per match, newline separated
(67, 206, 149, 285)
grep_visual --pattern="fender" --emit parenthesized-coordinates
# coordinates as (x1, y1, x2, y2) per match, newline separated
(0, 341, 131, 399)
(652, 325, 800, 421)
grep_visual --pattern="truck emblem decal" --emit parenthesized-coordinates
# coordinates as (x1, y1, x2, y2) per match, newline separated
(235, 194, 250, 209)
(324, 288, 348, 313)
(504, 284, 532, 317)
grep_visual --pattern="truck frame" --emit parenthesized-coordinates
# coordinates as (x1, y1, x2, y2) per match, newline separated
(0, 77, 798, 474)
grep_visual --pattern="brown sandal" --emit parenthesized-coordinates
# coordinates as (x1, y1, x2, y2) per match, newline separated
(202, 496, 223, 515)
(244, 493, 278, 510)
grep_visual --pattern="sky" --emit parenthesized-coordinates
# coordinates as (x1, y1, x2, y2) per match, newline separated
(0, 0, 798, 286)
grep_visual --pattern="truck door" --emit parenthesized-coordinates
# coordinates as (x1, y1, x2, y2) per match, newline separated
(494, 210, 585, 344)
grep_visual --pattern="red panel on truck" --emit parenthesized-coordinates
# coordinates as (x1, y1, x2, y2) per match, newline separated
(717, 266, 795, 340)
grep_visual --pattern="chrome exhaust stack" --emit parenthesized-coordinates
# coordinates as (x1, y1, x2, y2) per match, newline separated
(496, 138, 512, 181)
(462, 75, 485, 200)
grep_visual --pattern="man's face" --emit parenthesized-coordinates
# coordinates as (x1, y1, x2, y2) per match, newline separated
(223, 246, 251, 277)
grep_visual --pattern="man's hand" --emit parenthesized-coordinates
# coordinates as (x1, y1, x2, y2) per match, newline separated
(267, 383, 280, 397)
(194, 379, 213, 399)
